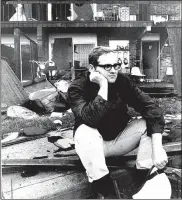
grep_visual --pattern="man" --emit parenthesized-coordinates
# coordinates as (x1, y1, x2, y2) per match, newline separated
(68, 46, 168, 198)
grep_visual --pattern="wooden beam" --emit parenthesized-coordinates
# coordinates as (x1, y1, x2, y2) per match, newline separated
(14, 28, 21, 80)
(2, 142, 181, 166)
(6, 1, 178, 5)
(5, 0, 153, 5)
(2, 157, 81, 167)
(125, 141, 182, 156)
(19, 30, 37, 44)
(2, 171, 91, 199)
(2, 21, 154, 28)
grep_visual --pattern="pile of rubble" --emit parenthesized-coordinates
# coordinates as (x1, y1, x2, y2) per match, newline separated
(1, 79, 74, 148)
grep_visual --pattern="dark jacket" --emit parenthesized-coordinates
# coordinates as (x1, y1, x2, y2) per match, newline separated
(68, 72, 165, 141)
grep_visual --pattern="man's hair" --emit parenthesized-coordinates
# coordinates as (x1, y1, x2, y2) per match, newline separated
(89, 46, 114, 66)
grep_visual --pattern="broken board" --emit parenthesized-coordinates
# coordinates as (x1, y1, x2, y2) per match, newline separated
(2, 170, 92, 199)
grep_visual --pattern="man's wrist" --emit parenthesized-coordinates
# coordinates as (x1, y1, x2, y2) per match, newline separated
(98, 81, 108, 100)
(152, 133, 163, 149)
(99, 79, 108, 87)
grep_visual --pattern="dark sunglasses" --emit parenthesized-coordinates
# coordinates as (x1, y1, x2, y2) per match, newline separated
(97, 63, 121, 71)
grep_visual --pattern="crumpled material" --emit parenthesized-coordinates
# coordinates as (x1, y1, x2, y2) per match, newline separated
(7, 105, 39, 120)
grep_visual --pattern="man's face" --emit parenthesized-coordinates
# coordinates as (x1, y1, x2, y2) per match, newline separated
(95, 52, 120, 83)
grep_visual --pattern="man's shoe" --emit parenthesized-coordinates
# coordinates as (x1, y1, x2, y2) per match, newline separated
(96, 193, 105, 199)
(95, 193, 117, 199)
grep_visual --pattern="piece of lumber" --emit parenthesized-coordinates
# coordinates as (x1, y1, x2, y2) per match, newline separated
(2, 171, 92, 199)
(2, 141, 181, 174)
(2, 157, 80, 167)
(2, 141, 181, 165)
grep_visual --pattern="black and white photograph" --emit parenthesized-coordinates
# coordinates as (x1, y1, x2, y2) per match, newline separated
(1, 0, 181, 199)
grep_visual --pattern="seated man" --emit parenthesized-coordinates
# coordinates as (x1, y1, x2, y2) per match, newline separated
(68, 46, 168, 198)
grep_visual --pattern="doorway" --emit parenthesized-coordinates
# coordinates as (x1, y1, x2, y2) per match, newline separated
(52, 38, 73, 71)
(142, 41, 159, 79)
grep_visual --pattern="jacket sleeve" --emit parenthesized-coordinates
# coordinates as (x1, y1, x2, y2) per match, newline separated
(123, 76, 165, 136)
(68, 84, 110, 128)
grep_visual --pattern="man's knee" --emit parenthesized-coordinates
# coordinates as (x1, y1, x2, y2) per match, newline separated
(132, 118, 147, 135)
(74, 124, 103, 148)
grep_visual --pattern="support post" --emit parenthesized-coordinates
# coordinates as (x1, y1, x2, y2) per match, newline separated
(14, 28, 21, 80)
(167, 22, 181, 97)
(37, 25, 44, 61)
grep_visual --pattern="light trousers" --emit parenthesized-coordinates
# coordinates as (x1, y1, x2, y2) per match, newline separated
(74, 119, 153, 182)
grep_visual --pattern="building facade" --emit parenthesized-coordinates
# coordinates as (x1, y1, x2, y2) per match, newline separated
(1, 0, 181, 95)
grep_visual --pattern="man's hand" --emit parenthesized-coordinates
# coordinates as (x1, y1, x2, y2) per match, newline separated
(89, 71, 107, 86)
(152, 133, 168, 169)
(90, 71, 108, 100)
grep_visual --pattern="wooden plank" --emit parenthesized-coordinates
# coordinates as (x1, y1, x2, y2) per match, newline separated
(19, 30, 37, 45)
(125, 141, 181, 156)
(2, 170, 91, 199)
(2, 157, 81, 167)
(2, 142, 181, 167)
(14, 28, 21, 80)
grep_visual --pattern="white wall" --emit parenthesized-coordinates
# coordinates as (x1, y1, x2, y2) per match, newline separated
(1, 34, 37, 44)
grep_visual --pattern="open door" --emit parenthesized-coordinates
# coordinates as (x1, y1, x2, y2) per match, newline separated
(142, 41, 159, 79)
(21, 44, 32, 81)
(53, 38, 73, 71)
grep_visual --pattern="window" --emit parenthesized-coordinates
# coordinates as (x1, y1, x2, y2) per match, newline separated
(109, 40, 130, 69)
(150, 15, 168, 24)
(130, 15, 136, 21)
(74, 44, 95, 68)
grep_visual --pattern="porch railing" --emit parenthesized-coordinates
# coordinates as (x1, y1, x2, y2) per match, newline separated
(1, 1, 181, 23)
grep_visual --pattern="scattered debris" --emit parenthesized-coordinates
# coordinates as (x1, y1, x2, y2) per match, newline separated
(29, 88, 56, 100)
(29, 88, 59, 112)
(53, 120, 63, 126)
(54, 138, 73, 149)
(7, 106, 39, 119)
(50, 112, 63, 118)
(67, 109, 73, 113)
(21, 168, 39, 178)
(21, 127, 47, 137)
(54, 80, 71, 93)
(1, 103, 8, 113)
(22, 99, 47, 114)
(47, 131, 63, 143)
(1, 117, 57, 138)
(1, 132, 20, 144)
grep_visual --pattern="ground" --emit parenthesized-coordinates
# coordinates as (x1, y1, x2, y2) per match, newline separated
(1, 95, 181, 199)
